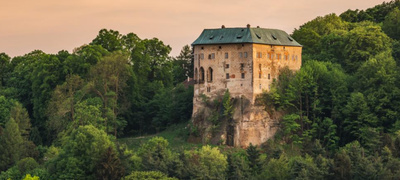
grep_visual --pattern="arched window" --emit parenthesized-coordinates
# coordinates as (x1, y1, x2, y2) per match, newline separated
(199, 67, 205, 83)
(207, 67, 213, 82)
(194, 68, 198, 83)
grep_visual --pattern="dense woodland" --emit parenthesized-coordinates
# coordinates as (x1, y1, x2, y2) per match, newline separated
(1, 0, 400, 179)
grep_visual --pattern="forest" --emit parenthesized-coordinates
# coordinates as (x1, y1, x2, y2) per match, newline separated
(1, 0, 400, 179)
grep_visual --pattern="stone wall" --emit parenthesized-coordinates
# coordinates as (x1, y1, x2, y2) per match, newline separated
(192, 43, 302, 147)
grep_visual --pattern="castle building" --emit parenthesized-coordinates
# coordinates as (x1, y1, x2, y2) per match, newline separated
(191, 25, 302, 147)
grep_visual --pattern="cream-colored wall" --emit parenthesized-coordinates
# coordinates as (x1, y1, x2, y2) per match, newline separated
(252, 44, 302, 99)
(193, 44, 254, 101)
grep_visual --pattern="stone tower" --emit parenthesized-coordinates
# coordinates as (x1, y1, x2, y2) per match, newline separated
(191, 25, 302, 147)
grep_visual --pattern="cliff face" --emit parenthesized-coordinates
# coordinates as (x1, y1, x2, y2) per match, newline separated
(189, 93, 281, 147)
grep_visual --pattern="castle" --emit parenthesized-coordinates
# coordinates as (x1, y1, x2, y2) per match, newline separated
(191, 25, 302, 147)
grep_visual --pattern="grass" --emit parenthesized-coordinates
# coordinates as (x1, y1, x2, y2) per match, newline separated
(118, 123, 203, 151)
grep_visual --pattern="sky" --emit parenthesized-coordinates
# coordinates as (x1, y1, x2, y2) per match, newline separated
(0, 0, 389, 57)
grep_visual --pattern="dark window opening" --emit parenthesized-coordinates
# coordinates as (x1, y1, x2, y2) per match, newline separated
(225, 52, 228, 59)
(225, 64, 229, 68)
(240, 63, 244, 70)
(241, 73, 245, 79)
(244, 52, 248, 58)
(199, 67, 205, 83)
(268, 74, 270, 79)
(207, 67, 213, 82)
(226, 73, 230, 79)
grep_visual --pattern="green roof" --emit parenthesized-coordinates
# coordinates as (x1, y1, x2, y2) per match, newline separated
(192, 27, 302, 47)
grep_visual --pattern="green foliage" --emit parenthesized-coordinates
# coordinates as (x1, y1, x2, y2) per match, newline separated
(259, 154, 290, 180)
(184, 145, 228, 180)
(383, 8, 400, 40)
(47, 125, 115, 179)
(123, 171, 177, 180)
(95, 147, 125, 180)
(0, 118, 23, 171)
(22, 174, 40, 180)
(226, 151, 252, 180)
(16, 157, 39, 176)
(138, 137, 173, 173)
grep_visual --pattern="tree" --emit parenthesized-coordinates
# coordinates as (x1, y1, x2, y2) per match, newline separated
(10, 101, 31, 140)
(383, 8, 400, 40)
(172, 45, 193, 84)
(0, 118, 23, 171)
(343, 22, 392, 72)
(95, 147, 125, 180)
(48, 125, 115, 179)
(123, 171, 177, 180)
(0, 52, 10, 88)
(91, 29, 124, 52)
(89, 51, 132, 136)
(353, 53, 400, 132)
(184, 145, 228, 179)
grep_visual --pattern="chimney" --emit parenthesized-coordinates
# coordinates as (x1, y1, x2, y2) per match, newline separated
(247, 24, 251, 28)
(221, 25, 225, 29)
(257, 26, 260, 28)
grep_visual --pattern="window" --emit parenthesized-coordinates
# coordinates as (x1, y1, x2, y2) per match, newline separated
(244, 52, 248, 58)
(207, 87, 211, 92)
(268, 53, 271, 59)
(296, 55, 298, 61)
(259, 84, 262, 89)
(226, 73, 230, 79)
(200, 53, 204, 60)
(278, 54, 281, 60)
(268, 74, 270, 79)
(199, 67, 205, 83)
(225, 64, 229, 68)
(194, 68, 198, 82)
(240, 63, 244, 70)
(207, 67, 213, 82)
(271, 54, 274, 60)
(239, 52, 243, 58)
(208, 53, 215, 59)
(241, 73, 245, 79)
(257, 52, 262, 58)
(259, 73, 261, 78)
(225, 52, 228, 59)
(259, 64, 262, 71)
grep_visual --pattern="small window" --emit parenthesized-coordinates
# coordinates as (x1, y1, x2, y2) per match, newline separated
(241, 73, 245, 79)
(209, 35, 214, 40)
(268, 53, 271, 59)
(296, 55, 298, 61)
(244, 52, 248, 58)
(207, 87, 211, 92)
(239, 52, 243, 58)
(240, 63, 244, 70)
(256, 33, 261, 39)
(225, 64, 230, 68)
(271, 34, 277, 40)
(226, 73, 230, 79)
(201, 47, 204, 50)
(259, 73, 261, 78)
(268, 74, 270, 79)
(209, 53, 215, 59)
(259, 64, 262, 71)
(259, 84, 262, 89)
(200, 53, 204, 60)
(225, 52, 228, 59)
(257, 52, 262, 58)
(219, 46, 222, 49)
(271, 54, 274, 60)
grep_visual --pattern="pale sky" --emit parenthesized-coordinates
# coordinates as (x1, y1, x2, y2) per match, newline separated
(0, 0, 389, 57)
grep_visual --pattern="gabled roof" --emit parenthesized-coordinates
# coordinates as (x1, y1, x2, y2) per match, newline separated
(192, 27, 302, 47)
